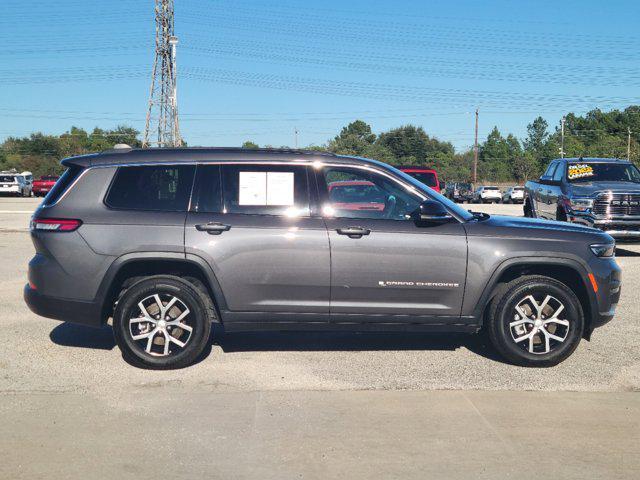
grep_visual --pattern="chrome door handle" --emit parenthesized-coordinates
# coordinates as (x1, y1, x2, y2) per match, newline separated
(195, 222, 231, 235)
(336, 227, 371, 238)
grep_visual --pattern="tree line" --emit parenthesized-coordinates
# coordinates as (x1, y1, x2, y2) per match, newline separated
(2, 107, 639, 182)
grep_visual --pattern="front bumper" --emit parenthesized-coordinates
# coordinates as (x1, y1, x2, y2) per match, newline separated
(0, 186, 21, 194)
(568, 213, 640, 239)
(24, 284, 103, 327)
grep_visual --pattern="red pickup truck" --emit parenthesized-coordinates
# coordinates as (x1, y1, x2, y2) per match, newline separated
(399, 167, 441, 193)
(32, 175, 59, 197)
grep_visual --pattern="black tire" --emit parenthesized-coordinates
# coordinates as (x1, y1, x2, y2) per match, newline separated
(113, 275, 213, 369)
(487, 275, 584, 367)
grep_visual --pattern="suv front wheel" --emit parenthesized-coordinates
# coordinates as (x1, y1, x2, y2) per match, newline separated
(487, 275, 584, 367)
(113, 275, 212, 369)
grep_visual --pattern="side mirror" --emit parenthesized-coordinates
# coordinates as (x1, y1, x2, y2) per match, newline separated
(539, 175, 560, 186)
(413, 200, 453, 225)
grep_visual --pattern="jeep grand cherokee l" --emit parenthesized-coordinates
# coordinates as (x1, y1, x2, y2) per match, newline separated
(25, 147, 621, 369)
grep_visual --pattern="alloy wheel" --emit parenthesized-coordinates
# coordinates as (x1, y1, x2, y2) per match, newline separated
(509, 294, 570, 355)
(128, 293, 193, 357)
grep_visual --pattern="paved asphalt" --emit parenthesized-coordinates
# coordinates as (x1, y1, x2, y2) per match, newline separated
(0, 197, 638, 479)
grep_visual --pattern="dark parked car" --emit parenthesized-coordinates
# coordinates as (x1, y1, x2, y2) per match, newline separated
(25, 148, 621, 368)
(524, 157, 640, 239)
(445, 182, 473, 203)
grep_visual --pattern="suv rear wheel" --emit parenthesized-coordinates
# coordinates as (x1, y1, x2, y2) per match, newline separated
(487, 275, 584, 367)
(113, 275, 212, 369)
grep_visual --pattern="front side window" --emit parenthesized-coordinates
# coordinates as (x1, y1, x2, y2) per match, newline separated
(106, 165, 195, 211)
(321, 166, 421, 220)
(543, 162, 558, 178)
(221, 164, 310, 216)
(552, 164, 564, 182)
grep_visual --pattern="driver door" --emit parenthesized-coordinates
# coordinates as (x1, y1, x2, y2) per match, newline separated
(317, 165, 467, 322)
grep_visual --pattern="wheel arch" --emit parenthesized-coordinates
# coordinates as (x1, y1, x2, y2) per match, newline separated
(96, 252, 228, 324)
(475, 257, 597, 337)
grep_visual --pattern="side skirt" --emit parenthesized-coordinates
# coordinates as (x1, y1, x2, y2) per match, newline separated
(220, 311, 480, 333)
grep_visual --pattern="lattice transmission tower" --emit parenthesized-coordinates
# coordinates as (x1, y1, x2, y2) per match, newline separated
(143, 0, 182, 148)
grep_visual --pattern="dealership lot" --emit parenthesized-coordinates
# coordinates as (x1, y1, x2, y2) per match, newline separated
(1, 196, 639, 478)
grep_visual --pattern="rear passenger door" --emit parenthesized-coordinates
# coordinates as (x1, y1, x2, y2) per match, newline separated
(185, 163, 330, 318)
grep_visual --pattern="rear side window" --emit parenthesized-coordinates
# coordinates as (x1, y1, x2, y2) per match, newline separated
(105, 165, 195, 211)
(221, 164, 310, 216)
(42, 166, 83, 206)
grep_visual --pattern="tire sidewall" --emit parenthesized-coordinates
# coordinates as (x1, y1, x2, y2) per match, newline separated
(113, 277, 210, 369)
(491, 279, 584, 366)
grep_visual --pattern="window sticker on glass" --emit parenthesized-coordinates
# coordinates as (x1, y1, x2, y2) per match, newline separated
(239, 171, 267, 205)
(238, 171, 295, 206)
(568, 164, 594, 180)
(266, 172, 294, 206)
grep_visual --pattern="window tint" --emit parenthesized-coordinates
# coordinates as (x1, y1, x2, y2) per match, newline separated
(321, 167, 421, 220)
(42, 166, 83, 206)
(221, 164, 310, 216)
(106, 165, 195, 211)
(191, 165, 223, 213)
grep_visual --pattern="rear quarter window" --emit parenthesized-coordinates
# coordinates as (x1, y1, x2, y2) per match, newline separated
(105, 165, 195, 211)
(42, 167, 83, 206)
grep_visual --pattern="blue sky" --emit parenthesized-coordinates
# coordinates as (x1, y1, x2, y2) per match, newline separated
(1, 0, 639, 151)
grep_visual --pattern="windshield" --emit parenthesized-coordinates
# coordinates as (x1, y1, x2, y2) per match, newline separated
(388, 165, 475, 221)
(567, 162, 640, 183)
(405, 171, 437, 187)
(0, 175, 16, 183)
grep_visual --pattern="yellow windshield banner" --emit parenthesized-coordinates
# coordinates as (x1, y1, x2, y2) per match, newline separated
(568, 163, 594, 180)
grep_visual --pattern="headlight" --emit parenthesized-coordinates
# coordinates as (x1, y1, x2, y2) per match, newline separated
(568, 197, 593, 212)
(590, 243, 615, 257)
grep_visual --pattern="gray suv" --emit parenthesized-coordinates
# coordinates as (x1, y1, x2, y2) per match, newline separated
(25, 148, 621, 369)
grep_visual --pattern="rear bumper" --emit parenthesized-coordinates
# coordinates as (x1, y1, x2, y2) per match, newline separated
(24, 284, 103, 327)
(0, 186, 21, 194)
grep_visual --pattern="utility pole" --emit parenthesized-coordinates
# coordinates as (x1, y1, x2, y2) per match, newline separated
(294, 127, 299, 149)
(143, 0, 182, 148)
(473, 108, 478, 183)
(560, 116, 566, 158)
(628, 127, 632, 161)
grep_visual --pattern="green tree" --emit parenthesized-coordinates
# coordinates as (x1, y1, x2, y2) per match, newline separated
(376, 124, 454, 166)
(479, 127, 514, 181)
(242, 140, 259, 149)
(328, 120, 377, 156)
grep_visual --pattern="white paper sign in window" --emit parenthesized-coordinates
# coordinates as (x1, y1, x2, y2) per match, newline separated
(266, 172, 294, 206)
(239, 171, 267, 205)
(238, 171, 295, 206)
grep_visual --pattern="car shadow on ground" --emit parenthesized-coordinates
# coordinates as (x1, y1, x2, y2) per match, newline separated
(49, 322, 116, 350)
(616, 247, 640, 257)
(211, 329, 504, 363)
(48, 323, 506, 366)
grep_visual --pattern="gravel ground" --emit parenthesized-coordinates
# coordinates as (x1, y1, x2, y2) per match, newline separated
(0, 197, 639, 394)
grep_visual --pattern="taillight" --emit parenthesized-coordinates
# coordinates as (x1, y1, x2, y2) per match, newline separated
(30, 218, 82, 232)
